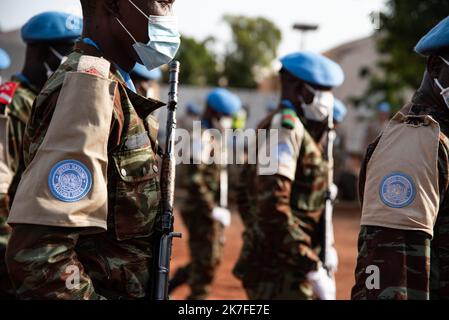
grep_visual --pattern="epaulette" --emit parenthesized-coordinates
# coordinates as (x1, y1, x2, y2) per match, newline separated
(281, 108, 297, 129)
(0, 82, 19, 105)
(77, 55, 111, 78)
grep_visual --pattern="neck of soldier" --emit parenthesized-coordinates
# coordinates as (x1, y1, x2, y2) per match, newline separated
(413, 72, 446, 109)
(21, 62, 47, 92)
(82, 27, 135, 73)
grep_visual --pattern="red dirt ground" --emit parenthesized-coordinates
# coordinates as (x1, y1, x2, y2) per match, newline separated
(170, 201, 361, 300)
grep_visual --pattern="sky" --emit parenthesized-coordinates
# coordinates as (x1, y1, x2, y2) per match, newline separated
(0, 0, 387, 55)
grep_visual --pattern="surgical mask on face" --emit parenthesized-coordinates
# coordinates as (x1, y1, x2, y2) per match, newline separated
(219, 117, 233, 130)
(44, 47, 68, 79)
(116, 0, 181, 71)
(146, 87, 155, 99)
(434, 56, 449, 109)
(300, 84, 334, 122)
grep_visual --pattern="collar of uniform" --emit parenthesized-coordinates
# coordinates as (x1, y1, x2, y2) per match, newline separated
(11, 73, 40, 94)
(124, 85, 165, 119)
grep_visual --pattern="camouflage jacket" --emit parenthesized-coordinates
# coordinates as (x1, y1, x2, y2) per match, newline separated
(6, 42, 165, 300)
(352, 102, 449, 300)
(6, 75, 39, 206)
(234, 107, 328, 281)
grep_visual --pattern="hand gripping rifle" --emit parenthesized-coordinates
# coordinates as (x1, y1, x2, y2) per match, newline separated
(154, 61, 182, 300)
(321, 100, 336, 273)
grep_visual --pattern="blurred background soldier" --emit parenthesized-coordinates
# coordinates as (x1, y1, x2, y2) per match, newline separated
(0, 47, 11, 299)
(169, 88, 242, 300)
(178, 101, 202, 134)
(364, 101, 391, 147)
(352, 16, 449, 300)
(130, 63, 162, 100)
(5, 0, 179, 299)
(0, 11, 82, 299)
(233, 51, 344, 300)
(0, 49, 11, 84)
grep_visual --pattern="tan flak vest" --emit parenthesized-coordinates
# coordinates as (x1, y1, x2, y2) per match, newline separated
(361, 111, 440, 237)
(8, 56, 114, 229)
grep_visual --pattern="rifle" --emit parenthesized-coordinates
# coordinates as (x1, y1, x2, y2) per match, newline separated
(154, 61, 182, 300)
(321, 99, 336, 273)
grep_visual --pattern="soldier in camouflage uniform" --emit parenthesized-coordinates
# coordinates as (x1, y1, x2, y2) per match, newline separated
(0, 12, 82, 300)
(352, 16, 449, 300)
(233, 52, 344, 300)
(169, 88, 242, 300)
(0, 48, 11, 299)
(5, 0, 180, 299)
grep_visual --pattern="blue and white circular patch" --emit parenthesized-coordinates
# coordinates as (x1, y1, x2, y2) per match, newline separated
(48, 160, 92, 202)
(379, 172, 416, 208)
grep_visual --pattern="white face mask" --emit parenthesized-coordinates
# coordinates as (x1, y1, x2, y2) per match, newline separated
(300, 84, 334, 122)
(219, 117, 233, 130)
(116, 0, 181, 71)
(434, 56, 449, 109)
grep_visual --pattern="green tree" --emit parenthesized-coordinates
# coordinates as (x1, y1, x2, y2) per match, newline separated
(223, 15, 282, 88)
(175, 34, 219, 86)
(360, 0, 449, 109)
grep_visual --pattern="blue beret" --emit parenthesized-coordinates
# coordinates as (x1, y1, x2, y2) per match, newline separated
(333, 99, 347, 123)
(280, 51, 344, 88)
(377, 102, 391, 113)
(415, 16, 449, 56)
(131, 63, 162, 81)
(207, 88, 242, 116)
(266, 101, 278, 112)
(186, 102, 201, 116)
(0, 49, 11, 70)
(21, 12, 82, 44)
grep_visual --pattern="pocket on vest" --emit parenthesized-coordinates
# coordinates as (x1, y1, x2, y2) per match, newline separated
(112, 145, 160, 240)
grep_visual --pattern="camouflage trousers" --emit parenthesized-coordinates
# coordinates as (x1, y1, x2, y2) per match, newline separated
(233, 230, 313, 300)
(171, 207, 224, 300)
(6, 224, 156, 300)
(0, 193, 15, 299)
(241, 268, 312, 300)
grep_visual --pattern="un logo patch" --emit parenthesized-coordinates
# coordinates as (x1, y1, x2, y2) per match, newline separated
(48, 160, 92, 202)
(379, 172, 416, 208)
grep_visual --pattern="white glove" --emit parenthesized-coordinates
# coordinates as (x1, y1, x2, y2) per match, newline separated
(212, 207, 231, 227)
(329, 183, 339, 201)
(307, 266, 336, 300)
(324, 246, 339, 275)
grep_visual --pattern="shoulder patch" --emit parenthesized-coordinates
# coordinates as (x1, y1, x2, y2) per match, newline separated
(0, 82, 19, 105)
(379, 172, 416, 208)
(48, 160, 92, 203)
(281, 109, 297, 129)
(77, 55, 111, 78)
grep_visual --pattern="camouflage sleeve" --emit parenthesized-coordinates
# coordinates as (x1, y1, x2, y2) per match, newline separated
(7, 114, 27, 205)
(6, 224, 103, 300)
(256, 174, 320, 272)
(235, 163, 257, 229)
(8, 114, 26, 174)
(351, 226, 431, 300)
(186, 164, 217, 212)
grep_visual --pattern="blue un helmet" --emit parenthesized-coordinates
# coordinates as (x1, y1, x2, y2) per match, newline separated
(0, 49, 11, 70)
(206, 88, 242, 116)
(21, 11, 83, 44)
(415, 16, 449, 56)
(280, 51, 344, 88)
(377, 102, 391, 113)
(131, 63, 162, 81)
